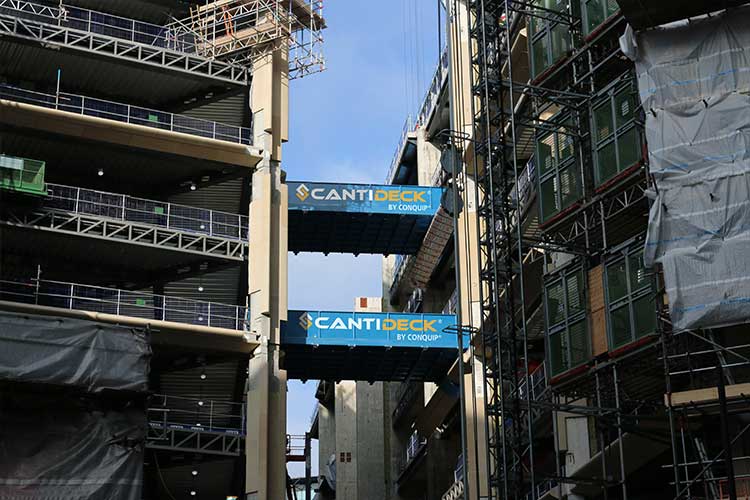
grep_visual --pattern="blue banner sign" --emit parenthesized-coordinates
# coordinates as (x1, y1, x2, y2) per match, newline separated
(282, 310, 462, 349)
(288, 182, 442, 216)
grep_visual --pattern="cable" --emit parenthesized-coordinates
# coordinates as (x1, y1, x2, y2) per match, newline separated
(154, 451, 178, 500)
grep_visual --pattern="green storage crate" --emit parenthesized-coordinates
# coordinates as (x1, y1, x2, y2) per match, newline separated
(0, 155, 47, 196)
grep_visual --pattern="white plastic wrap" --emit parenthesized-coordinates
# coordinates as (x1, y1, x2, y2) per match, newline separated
(625, 6, 750, 330)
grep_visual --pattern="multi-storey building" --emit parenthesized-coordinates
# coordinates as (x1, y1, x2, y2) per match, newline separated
(0, 1, 323, 498)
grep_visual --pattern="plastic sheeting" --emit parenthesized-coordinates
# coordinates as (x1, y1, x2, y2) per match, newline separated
(0, 311, 150, 393)
(624, 6, 750, 330)
(0, 394, 145, 500)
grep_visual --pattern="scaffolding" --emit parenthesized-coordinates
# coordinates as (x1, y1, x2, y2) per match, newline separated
(169, 0, 325, 79)
(458, 0, 750, 498)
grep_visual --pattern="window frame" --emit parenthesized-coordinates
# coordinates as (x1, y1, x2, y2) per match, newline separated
(537, 114, 582, 223)
(580, 0, 619, 37)
(591, 78, 642, 188)
(604, 242, 656, 351)
(544, 263, 590, 377)
(528, 0, 574, 79)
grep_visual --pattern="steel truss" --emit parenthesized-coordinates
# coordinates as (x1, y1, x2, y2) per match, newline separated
(147, 424, 243, 456)
(0, 0, 249, 85)
(0, 209, 247, 261)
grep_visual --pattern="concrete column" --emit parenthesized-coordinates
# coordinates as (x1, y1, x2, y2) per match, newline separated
(416, 128, 442, 187)
(336, 381, 358, 500)
(245, 38, 290, 500)
(356, 383, 386, 500)
(317, 402, 336, 500)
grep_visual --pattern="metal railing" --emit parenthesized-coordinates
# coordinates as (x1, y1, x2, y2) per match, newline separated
(518, 362, 548, 402)
(0, 278, 248, 331)
(0, 0, 201, 54)
(385, 45, 450, 184)
(0, 84, 253, 145)
(44, 184, 249, 241)
(405, 430, 427, 465)
(524, 480, 558, 500)
(148, 394, 245, 435)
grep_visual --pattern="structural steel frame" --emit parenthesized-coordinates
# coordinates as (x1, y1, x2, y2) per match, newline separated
(0, 0, 249, 85)
(0, 209, 247, 261)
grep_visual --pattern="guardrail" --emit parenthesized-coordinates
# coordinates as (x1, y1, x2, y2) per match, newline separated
(385, 45, 450, 185)
(0, 278, 248, 331)
(148, 394, 245, 435)
(45, 184, 249, 241)
(405, 430, 427, 466)
(0, 84, 253, 145)
(0, 0, 200, 53)
(518, 362, 548, 402)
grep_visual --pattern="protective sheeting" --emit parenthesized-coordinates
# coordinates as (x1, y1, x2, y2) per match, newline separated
(624, 6, 750, 330)
(0, 394, 145, 500)
(0, 311, 150, 393)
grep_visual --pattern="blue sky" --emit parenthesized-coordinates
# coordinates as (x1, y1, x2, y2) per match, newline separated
(283, 0, 441, 478)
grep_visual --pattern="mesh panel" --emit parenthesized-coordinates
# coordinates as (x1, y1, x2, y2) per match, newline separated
(597, 140, 618, 185)
(618, 127, 640, 169)
(633, 294, 656, 340)
(607, 259, 628, 303)
(548, 332, 566, 376)
(594, 100, 613, 142)
(540, 177, 559, 221)
(546, 280, 565, 326)
(566, 269, 585, 316)
(568, 320, 589, 367)
(559, 163, 580, 209)
(610, 304, 632, 349)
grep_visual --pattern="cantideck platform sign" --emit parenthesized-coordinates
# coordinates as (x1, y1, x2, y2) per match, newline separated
(288, 182, 442, 216)
(282, 310, 461, 349)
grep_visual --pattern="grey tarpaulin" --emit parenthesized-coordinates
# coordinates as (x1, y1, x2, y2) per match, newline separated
(624, 6, 750, 330)
(0, 394, 145, 500)
(0, 311, 150, 393)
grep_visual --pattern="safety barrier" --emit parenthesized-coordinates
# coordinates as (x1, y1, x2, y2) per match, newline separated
(45, 184, 249, 241)
(148, 394, 245, 435)
(0, 84, 253, 145)
(0, 278, 247, 331)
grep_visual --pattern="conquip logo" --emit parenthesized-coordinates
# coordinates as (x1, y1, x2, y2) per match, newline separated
(299, 312, 313, 330)
(295, 184, 311, 202)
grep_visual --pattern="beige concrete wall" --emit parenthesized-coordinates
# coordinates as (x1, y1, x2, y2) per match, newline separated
(356, 383, 386, 500)
(336, 381, 358, 500)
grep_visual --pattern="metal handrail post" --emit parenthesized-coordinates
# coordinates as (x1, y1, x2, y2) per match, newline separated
(209, 401, 214, 431)
(207, 302, 211, 327)
(116, 289, 121, 315)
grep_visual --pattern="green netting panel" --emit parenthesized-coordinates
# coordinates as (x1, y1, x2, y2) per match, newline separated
(609, 304, 632, 349)
(548, 331, 567, 376)
(538, 133, 556, 176)
(559, 163, 581, 209)
(568, 319, 589, 367)
(0, 155, 46, 196)
(582, 0, 619, 36)
(546, 280, 566, 326)
(594, 100, 614, 143)
(606, 259, 628, 303)
(566, 269, 586, 316)
(540, 176, 559, 222)
(529, 0, 573, 79)
(629, 251, 650, 293)
(618, 127, 641, 170)
(633, 294, 656, 340)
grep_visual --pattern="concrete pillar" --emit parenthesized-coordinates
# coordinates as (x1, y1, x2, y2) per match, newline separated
(245, 38, 290, 500)
(317, 402, 336, 500)
(336, 381, 358, 500)
(356, 383, 386, 500)
(416, 128, 442, 187)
